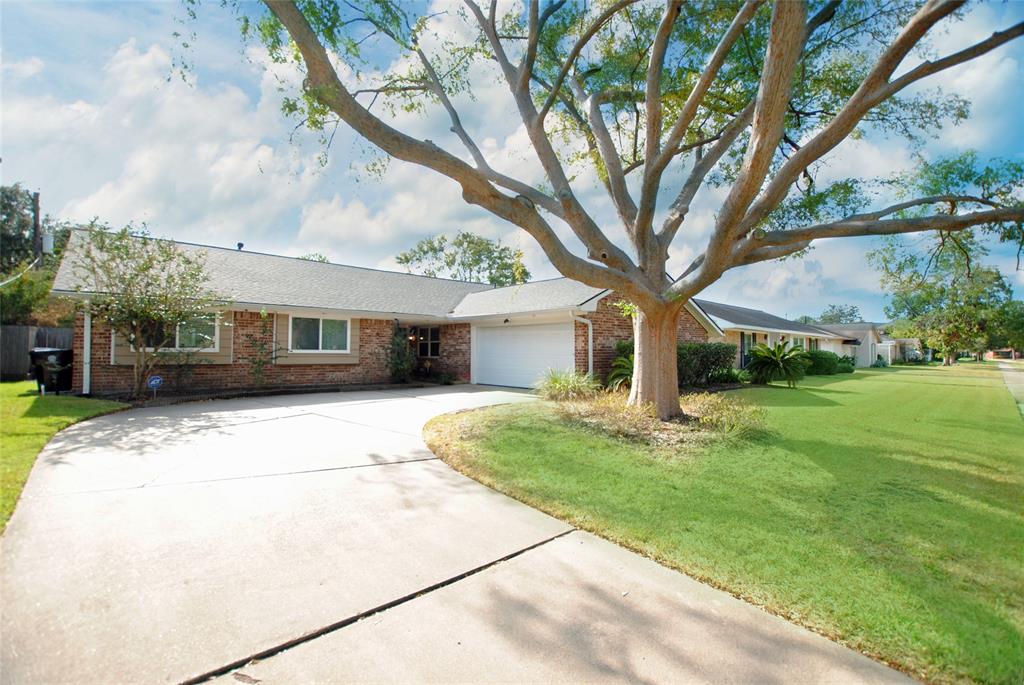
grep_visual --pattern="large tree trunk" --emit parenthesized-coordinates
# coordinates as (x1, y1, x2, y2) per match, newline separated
(629, 304, 682, 420)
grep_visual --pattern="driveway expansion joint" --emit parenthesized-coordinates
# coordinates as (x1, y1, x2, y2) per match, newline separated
(180, 528, 577, 685)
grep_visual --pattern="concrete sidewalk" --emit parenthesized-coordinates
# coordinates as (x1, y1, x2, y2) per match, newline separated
(998, 361, 1024, 417)
(1, 386, 911, 684)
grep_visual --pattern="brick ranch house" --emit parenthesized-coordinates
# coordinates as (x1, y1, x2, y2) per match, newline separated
(53, 232, 723, 396)
(694, 300, 851, 367)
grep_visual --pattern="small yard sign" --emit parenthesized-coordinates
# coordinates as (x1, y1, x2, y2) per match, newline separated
(147, 375, 163, 399)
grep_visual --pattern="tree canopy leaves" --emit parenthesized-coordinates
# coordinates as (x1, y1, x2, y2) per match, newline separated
(71, 227, 228, 396)
(396, 230, 530, 286)
(868, 232, 1012, 360)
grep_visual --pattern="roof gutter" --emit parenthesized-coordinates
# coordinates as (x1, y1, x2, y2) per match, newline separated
(51, 291, 454, 322)
(713, 322, 845, 339)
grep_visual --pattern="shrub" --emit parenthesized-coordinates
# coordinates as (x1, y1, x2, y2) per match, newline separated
(677, 342, 738, 386)
(611, 340, 737, 387)
(840, 354, 857, 366)
(804, 349, 840, 375)
(614, 339, 634, 357)
(606, 353, 634, 391)
(385, 332, 416, 383)
(871, 355, 889, 368)
(707, 366, 744, 384)
(680, 392, 767, 438)
(747, 342, 807, 387)
(438, 371, 456, 385)
(535, 369, 601, 401)
(836, 361, 855, 373)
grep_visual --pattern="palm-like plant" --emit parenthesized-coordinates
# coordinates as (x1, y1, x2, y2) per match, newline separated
(606, 353, 634, 391)
(747, 342, 807, 388)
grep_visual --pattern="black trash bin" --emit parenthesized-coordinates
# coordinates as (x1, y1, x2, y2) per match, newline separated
(29, 348, 74, 394)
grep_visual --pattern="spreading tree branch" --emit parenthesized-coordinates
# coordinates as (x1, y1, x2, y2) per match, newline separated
(751, 206, 1024, 247)
(264, 0, 649, 302)
(463, 0, 640, 274)
(535, 0, 639, 126)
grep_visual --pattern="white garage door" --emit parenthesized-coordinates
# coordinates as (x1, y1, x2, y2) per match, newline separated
(475, 322, 575, 388)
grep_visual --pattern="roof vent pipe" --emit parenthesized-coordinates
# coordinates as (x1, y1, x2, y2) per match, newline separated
(237, 242, 244, 251)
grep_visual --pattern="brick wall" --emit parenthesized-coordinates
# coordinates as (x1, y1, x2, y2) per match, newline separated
(723, 330, 742, 366)
(574, 321, 590, 374)
(73, 310, 394, 396)
(437, 323, 471, 381)
(579, 294, 709, 382)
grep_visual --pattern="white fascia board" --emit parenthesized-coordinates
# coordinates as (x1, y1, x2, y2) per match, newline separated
(716, 322, 845, 340)
(458, 309, 576, 326)
(684, 300, 725, 338)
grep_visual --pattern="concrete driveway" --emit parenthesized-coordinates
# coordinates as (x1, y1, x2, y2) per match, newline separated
(1, 386, 910, 684)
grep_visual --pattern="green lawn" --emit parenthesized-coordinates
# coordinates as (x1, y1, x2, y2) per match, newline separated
(1, 381, 124, 530)
(426, 362, 1024, 684)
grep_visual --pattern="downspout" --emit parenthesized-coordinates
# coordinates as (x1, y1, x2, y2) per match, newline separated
(572, 315, 593, 377)
(82, 305, 92, 395)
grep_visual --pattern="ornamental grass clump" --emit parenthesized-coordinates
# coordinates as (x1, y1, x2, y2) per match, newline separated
(680, 392, 767, 438)
(556, 389, 766, 447)
(535, 369, 601, 401)
(556, 392, 667, 444)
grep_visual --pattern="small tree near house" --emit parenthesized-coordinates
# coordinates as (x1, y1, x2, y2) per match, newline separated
(71, 228, 227, 398)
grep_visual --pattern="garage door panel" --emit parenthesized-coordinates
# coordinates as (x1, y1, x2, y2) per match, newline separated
(476, 323, 574, 388)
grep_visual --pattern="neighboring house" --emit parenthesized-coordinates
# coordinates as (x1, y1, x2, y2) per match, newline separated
(52, 232, 722, 396)
(892, 337, 924, 361)
(816, 322, 894, 367)
(693, 299, 848, 368)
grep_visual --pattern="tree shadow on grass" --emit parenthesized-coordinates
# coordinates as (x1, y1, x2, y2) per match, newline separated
(741, 386, 840, 407)
(763, 436, 1024, 683)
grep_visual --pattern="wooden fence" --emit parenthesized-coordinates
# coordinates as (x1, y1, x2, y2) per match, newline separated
(1, 326, 74, 381)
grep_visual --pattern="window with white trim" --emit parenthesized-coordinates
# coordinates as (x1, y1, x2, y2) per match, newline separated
(140, 314, 219, 352)
(289, 316, 350, 352)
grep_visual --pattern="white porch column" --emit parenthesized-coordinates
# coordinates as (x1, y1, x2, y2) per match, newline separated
(82, 306, 92, 395)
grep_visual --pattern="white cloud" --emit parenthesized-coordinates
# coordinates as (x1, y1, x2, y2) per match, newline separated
(898, 3, 1024, 153)
(4, 39, 324, 250)
(1, 56, 44, 81)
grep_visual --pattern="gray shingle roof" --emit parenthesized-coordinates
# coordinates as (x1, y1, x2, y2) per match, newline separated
(816, 323, 884, 343)
(450, 278, 605, 317)
(52, 230, 492, 318)
(53, 231, 834, 334)
(693, 299, 841, 338)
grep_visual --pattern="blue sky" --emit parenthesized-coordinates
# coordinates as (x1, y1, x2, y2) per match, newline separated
(2, 0, 1022, 321)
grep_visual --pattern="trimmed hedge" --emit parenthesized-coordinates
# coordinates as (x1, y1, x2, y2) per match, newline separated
(679, 342, 738, 386)
(836, 361, 855, 373)
(612, 340, 738, 387)
(805, 349, 841, 375)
